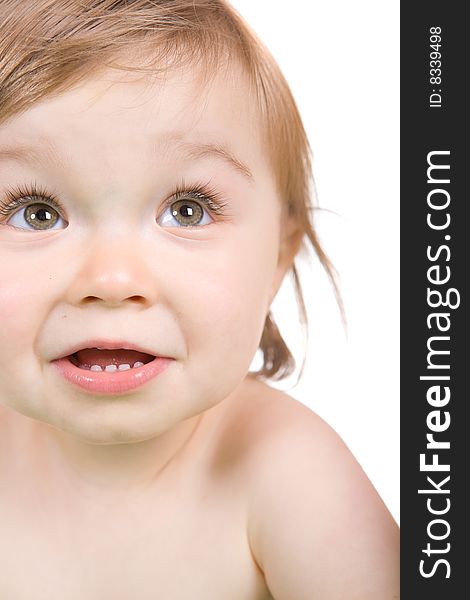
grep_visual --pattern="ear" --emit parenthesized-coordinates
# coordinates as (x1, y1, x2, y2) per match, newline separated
(269, 216, 303, 305)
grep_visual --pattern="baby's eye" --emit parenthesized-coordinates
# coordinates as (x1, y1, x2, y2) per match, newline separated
(7, 202, 67, 231)
(157, 197, 214, 227)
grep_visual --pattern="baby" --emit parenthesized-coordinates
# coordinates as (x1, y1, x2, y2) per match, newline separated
(0, 1, 399, 598)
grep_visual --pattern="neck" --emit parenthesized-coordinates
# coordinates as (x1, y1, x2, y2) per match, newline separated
(10, 409, 206, 516)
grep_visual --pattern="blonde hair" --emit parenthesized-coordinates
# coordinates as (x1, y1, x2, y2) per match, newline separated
(0, 0, 339, 380)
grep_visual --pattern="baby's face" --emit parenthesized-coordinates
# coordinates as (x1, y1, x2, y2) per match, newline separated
(0, 64, 286, 443)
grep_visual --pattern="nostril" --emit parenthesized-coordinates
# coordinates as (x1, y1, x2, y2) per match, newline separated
(80, 295, 146, 305)
(81, 296, 100, 304)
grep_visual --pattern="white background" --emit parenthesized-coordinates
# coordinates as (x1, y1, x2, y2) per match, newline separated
(231, 1, 400, 524)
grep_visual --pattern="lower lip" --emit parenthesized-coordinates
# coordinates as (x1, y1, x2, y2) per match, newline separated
(52, 357, 173, 395)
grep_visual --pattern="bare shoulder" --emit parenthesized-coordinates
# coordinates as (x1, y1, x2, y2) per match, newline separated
(227, 376, 400, 600)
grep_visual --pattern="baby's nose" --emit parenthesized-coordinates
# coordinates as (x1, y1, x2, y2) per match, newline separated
(66, 235, 159, 309)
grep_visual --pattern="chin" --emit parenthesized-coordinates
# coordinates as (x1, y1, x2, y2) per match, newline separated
(27, 396, 176, 445)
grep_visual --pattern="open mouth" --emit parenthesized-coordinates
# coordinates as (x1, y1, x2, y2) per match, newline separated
(53, 345, 172, 394)
(67, 348, 156, 372)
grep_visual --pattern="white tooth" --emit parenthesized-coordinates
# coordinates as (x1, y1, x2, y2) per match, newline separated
(118, 363, 131, 371)
(105, 364, 118, 373)
(90, 365, 103, 372)
(133, 361, 144, 368)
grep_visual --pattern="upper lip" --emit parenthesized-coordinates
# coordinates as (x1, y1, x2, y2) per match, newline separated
(54, 340, 159, 360)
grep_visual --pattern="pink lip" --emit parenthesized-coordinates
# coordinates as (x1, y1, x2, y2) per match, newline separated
(56, 339, 158, 360)
(52, 356, 172, 395)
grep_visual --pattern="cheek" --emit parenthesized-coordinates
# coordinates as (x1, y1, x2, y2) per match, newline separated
(176, 225, 280, 365)
(0, 257, 47, 410)
(0, 252, 53, 357)
(0, 266, 35, 335)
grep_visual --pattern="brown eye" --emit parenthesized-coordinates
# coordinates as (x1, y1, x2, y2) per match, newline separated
(168, 199, 204, 226)
(24, 203, 60, 229)
(156, 188, 219, 228)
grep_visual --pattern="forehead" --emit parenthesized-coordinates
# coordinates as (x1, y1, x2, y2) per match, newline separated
(0, 64, 266, 181)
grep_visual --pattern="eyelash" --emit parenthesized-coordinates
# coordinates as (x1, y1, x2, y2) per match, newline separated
(0, 180, 230, 225)
(166, 180, 230, 221)
(0, 182, 64, 220)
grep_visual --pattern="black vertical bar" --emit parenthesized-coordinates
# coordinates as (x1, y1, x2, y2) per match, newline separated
(401, 2, 468, 598)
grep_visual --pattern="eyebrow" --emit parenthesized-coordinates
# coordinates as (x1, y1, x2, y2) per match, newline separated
(0, 138, 255, 182)
(180, 141, 254, 182)
(0, 142, 66, 169)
